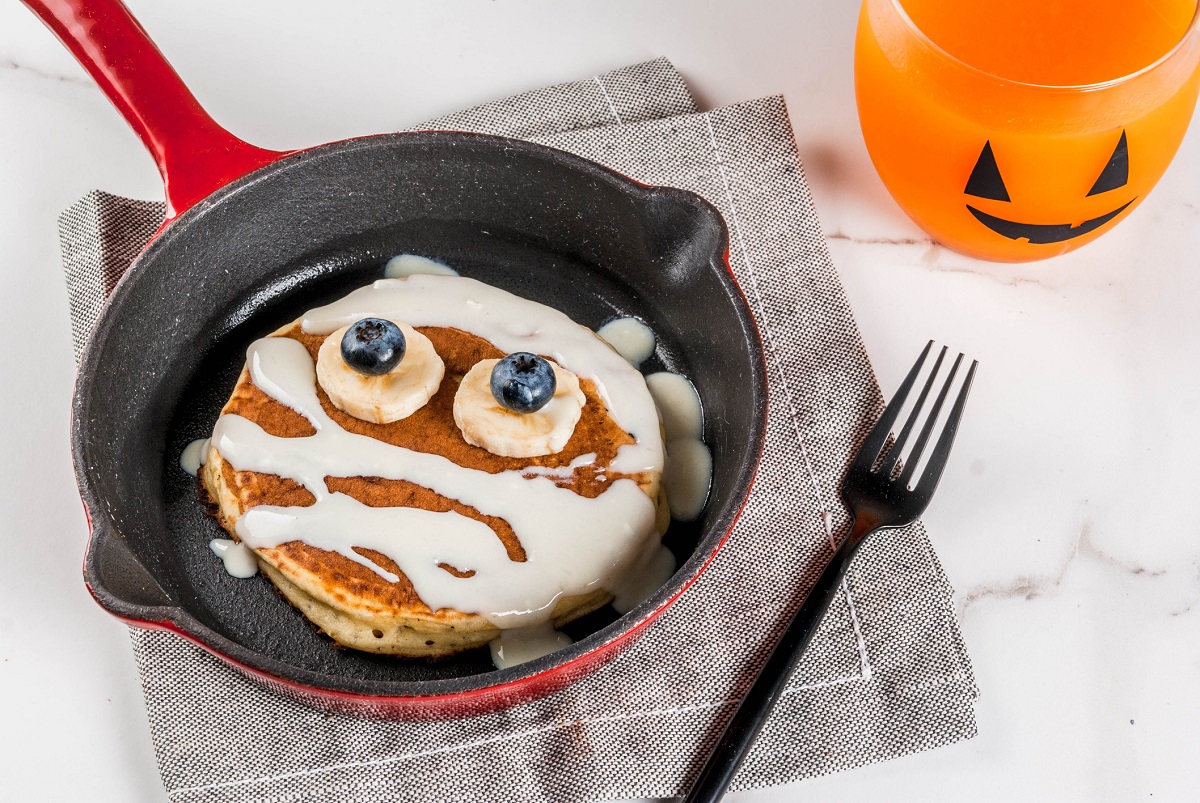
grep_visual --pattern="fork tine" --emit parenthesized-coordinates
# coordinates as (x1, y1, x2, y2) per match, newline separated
(852, 340, 934, 471)
(881, 345, 947, 476)
(898, 352, 963, 486)
(910, 358, 978, 494)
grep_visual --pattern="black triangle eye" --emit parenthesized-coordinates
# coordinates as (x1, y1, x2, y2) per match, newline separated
(1087, 130, 1129, 196)
(964, 141, 1010, 202)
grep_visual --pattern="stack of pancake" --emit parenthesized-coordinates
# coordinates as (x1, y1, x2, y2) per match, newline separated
(202, 320, 665, 658)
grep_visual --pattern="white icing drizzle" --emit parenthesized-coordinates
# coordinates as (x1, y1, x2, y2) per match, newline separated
(300, 275, 663, 475)
(597, 317, 656, 367)
(646, 372, 712, 522)
(213, 335, 660, 629)
(383, 253, 458, 278)
(646, 372, 703, 441)
(663, 440, 713, 522)
(611, 543, 676, 615)
(209, 538, 259, 578)
(520, 452, 597, 479)
(490, 624, 574, 669)
(180, 438, 211, 477)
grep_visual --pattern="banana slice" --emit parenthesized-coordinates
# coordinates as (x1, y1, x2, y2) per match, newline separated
(453, 358, 586, 457)
(315, 322, 444, 424)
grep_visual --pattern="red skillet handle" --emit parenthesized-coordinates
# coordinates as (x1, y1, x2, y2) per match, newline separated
(23, 0, 288, 222)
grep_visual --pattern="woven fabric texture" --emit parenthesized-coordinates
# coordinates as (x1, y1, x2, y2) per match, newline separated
(57, 59, 977, 802)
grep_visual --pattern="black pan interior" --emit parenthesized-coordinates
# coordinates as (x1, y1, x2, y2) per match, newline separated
(76, 132, 766, 695)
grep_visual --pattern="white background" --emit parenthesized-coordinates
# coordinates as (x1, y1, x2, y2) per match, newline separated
(1, 1, 1198, 800)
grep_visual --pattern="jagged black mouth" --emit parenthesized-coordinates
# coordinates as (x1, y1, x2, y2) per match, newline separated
(966, 199, 1135, 245)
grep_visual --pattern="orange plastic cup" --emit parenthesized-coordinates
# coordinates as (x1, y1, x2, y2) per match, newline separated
(855, 0, 1200, 262)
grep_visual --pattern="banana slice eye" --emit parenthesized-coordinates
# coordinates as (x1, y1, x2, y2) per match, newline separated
(316, 320, 445, 424)
(453, 357, 586, 458)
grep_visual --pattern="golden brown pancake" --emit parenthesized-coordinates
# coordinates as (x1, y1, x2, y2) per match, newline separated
(201, 322, 665, 657)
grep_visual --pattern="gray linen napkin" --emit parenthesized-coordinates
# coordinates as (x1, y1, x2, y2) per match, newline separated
(58, 59, 977, 802)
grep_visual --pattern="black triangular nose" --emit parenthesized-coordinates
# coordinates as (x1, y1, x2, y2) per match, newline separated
(1087, 130, 1129, 196)
(964, 141, 1010, 202)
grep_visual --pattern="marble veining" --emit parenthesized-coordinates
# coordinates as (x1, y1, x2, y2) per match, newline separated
(830, 230, 1050, 288)
(826, 230, 932, 246)
(0, 58, 91, 87)
(959, 523, 1169, 613)
(916, 255, 1049, 289)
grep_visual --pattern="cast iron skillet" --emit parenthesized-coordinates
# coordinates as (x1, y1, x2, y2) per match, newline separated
(30, 0, 767, 718)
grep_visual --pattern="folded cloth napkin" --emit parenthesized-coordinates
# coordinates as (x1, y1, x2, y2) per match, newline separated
(58, 58, 977, 803)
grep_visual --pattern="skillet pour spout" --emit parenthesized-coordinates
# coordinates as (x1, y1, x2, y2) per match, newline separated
(30, 0, 768, 718)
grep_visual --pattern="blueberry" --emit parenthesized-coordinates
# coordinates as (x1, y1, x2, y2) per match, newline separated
(341, 318, 406, 376)
(490, 353, 557, 413)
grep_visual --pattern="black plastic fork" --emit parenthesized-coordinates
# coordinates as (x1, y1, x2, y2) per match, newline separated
(684, 341, 978, 803)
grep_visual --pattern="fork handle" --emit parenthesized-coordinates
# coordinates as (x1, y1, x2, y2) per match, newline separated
(682, 514, 878, 803)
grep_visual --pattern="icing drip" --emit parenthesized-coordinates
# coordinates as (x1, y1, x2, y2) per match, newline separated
(383, 253, 458, 278)
(646, 372, 703, 442)
(646, 372, 712, 522)
(490, 625, 574, 669)
(180, 438, 211, 476)
(209, 538, 259, 578)
(611, 543, 676, 614)
(597, 317, 656, 367)
(213, 336, 659, 629)
(663, 440, 713, 522)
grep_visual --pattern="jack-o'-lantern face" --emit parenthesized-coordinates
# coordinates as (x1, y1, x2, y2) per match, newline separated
(964, 131, 1135, 244)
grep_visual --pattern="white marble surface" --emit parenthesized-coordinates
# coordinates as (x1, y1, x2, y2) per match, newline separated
(1, 1, 1198, 801)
